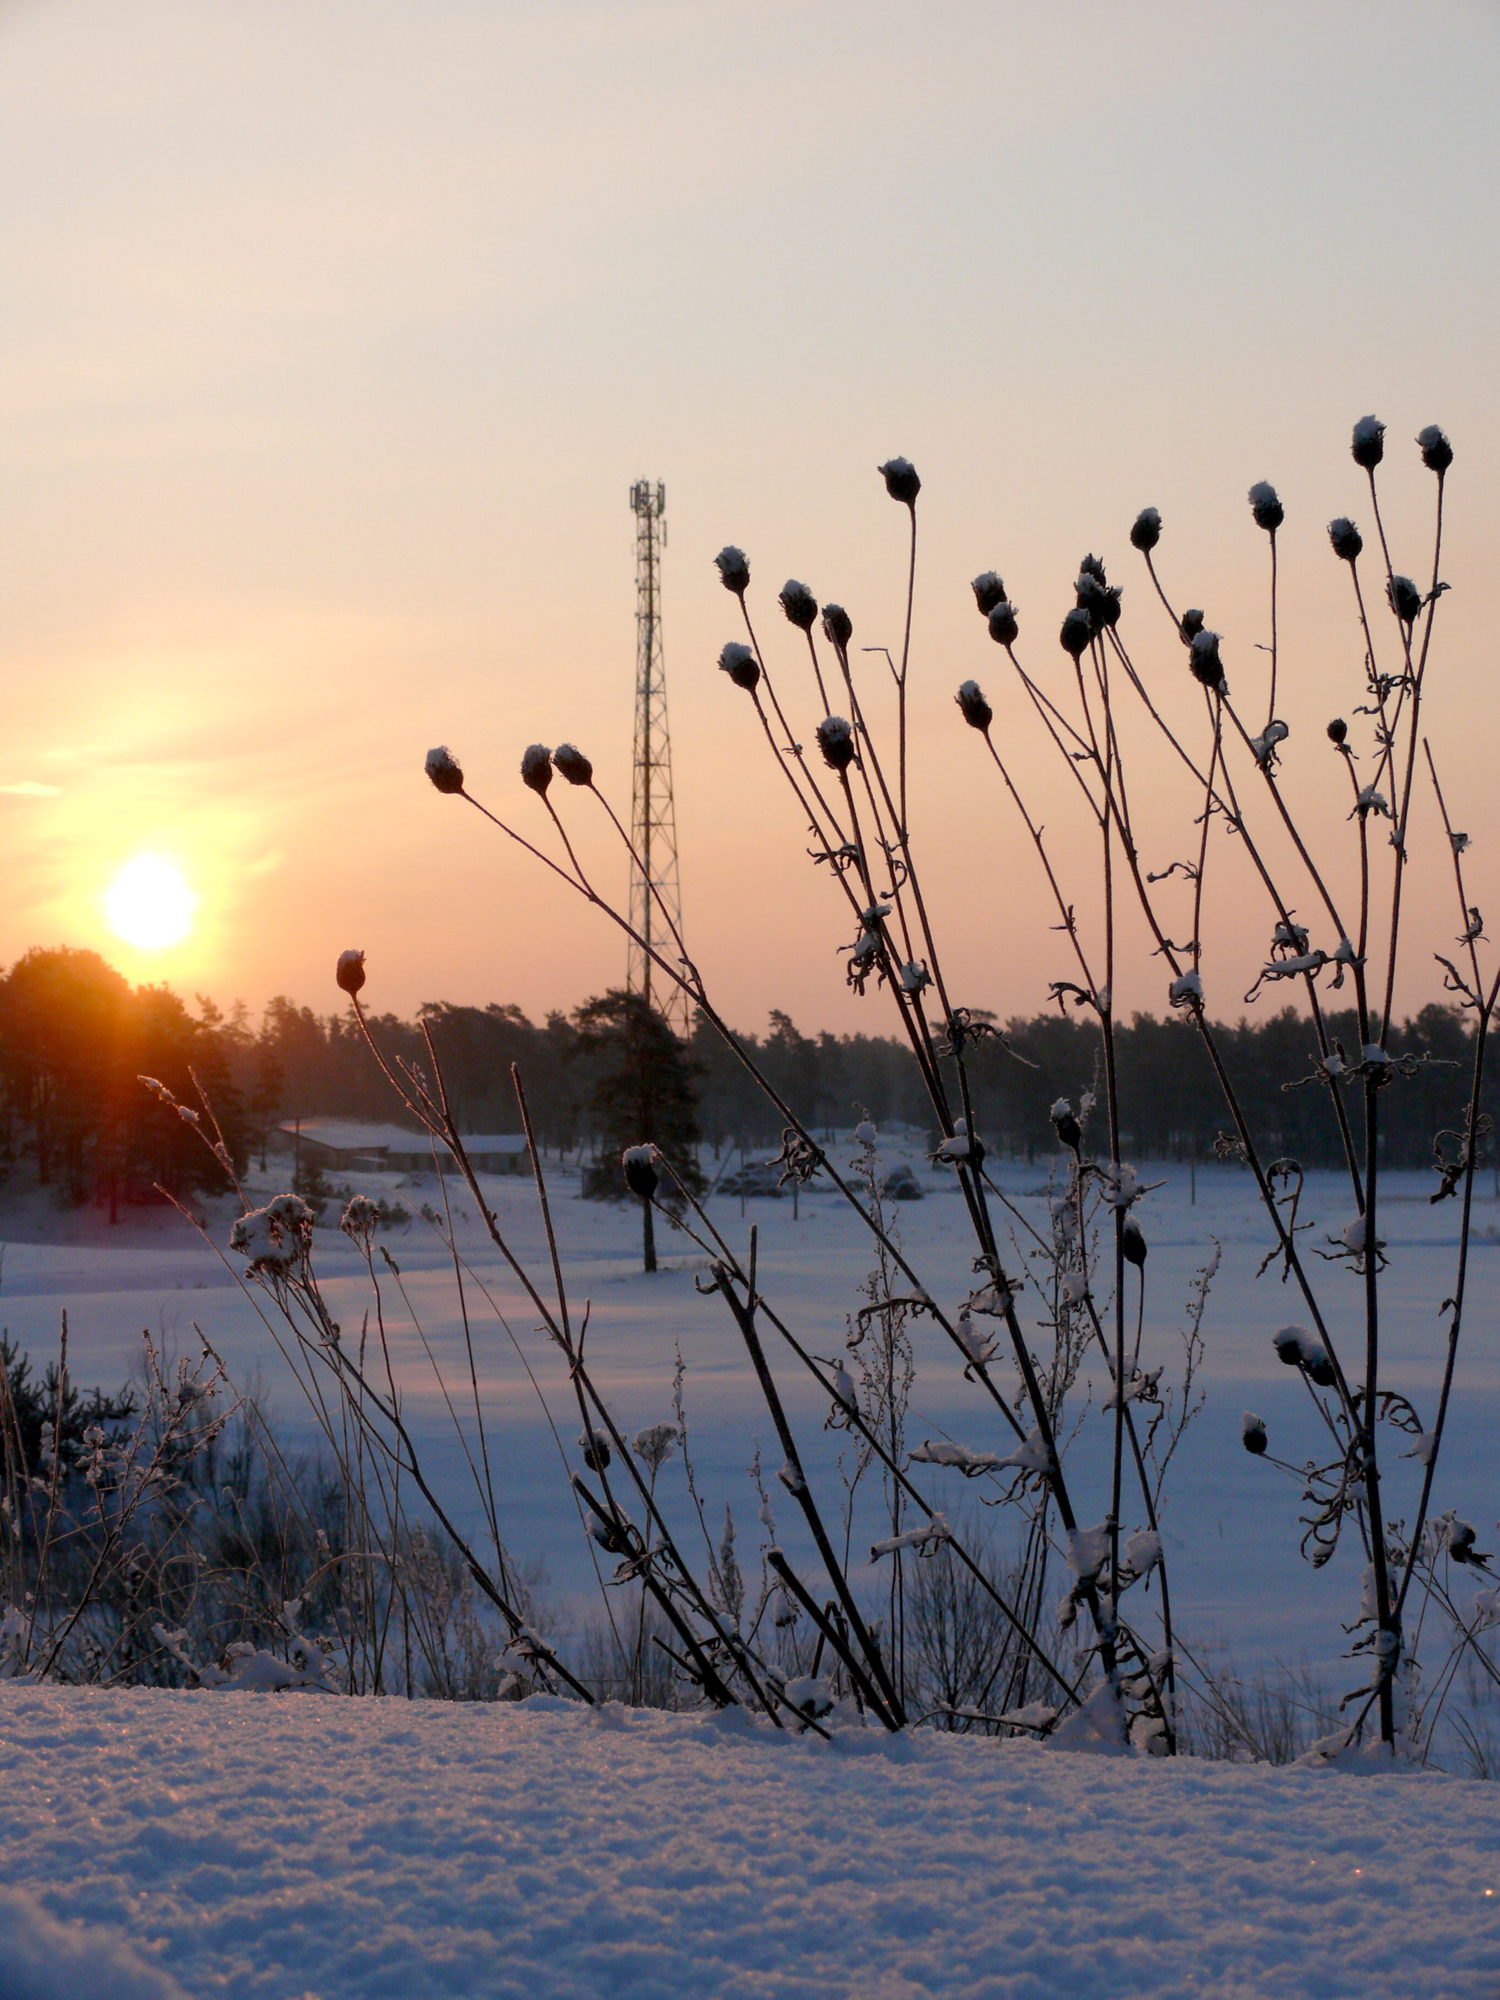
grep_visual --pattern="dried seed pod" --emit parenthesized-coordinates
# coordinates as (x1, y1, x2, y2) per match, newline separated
(425, 745, 464, 794)
(779, 580, 818, 630)
(336, 949, 366, 998)
(1305, 1348, 1337, 1389)
(1327, 517, 1363, 563)
(1078, 552, 1107, 586)
(579, 1429, 611, 1473)
(1417, 424, 1453, 473)
(971, 571, 1006, 616)
(1387, 574, 1422, 626)
(1050, 1097, 1082, 1152)
(955, 680, 992, 731)
(1179, 607, 1205, 645)
(1188, 629, 1225, 690)
(1242, 1412, 1268, 1457)
(821, 603, 852, 649)
(1075, 570, 1108, 626)
(816, 715, 856, 772)
(718, 641, 760, 691)
(878, 456, 921, 504)
(1272, 1326, 1305, 1367)
(552, 743, 593, 786)
(1351, 414, 1385, 470)
(521, 744, 553, 795)
(622, 1145, 659, 1200)
(1129, 507, 1161, 553)
(1248, 481, 1284, 533)
(1327, 717, 1348, 745)
(987, 601, 1019, 647)
(715, 545, 750, 595)
(1122, 1218, 1147, 1268)
(1059, 607, 1092, 659)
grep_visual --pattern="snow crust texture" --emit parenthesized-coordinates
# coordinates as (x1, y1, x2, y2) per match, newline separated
(1, 1685, 1497, 1999)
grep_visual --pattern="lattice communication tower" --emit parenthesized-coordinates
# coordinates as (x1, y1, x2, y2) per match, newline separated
(627, 479, 690, 1038)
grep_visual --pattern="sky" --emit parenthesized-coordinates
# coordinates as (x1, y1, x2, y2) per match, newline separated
(3, 0, 1498, 1038)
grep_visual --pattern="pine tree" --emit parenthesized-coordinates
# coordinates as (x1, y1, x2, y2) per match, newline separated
(572, 990, 703, 1271)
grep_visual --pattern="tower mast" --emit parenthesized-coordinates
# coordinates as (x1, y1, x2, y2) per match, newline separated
(628, 478, 689, 1038)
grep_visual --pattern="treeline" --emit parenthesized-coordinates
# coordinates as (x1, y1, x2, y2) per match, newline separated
(0, 947, 248, 1208)
(247, 994, 1500, 1173)
(0, 943, 1489, 1212)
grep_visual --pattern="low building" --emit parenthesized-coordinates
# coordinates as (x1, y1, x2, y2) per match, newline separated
(275, 1121, 530, 1175)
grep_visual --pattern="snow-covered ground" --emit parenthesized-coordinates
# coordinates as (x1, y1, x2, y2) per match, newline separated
(3, 1140, 1498, 1680)
(4, 1150, 1500, 1995)
(1, 1682, 1498, 2000)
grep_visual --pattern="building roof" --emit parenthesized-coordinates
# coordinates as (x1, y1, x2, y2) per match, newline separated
(278, 1121, 527, 1156)
(279, 1120, 428, 1153)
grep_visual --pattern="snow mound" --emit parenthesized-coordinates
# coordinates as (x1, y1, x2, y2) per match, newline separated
(0, 1684, 1497, 1997)
(0, 1889, 188, 2000)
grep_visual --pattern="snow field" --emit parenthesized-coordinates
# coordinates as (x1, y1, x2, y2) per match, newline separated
(4, 1152, 1499, 1678)
(1, 1683, 1498, 1999)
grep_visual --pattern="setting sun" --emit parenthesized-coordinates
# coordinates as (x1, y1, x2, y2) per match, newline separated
(104, 853, 196, 950)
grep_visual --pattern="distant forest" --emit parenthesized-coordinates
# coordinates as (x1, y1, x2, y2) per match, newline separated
(0, 945, 1491, 1210)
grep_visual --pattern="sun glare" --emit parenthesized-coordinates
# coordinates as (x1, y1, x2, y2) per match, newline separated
(105, 854, 196, 950)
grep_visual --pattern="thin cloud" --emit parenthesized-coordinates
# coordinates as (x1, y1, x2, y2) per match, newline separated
(0, 781, 62, 797)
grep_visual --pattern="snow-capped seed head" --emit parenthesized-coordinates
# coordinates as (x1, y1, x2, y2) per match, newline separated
(521, 743, 553, 795)
(1248, 481, 1284, 533)
(1059, 607, 1092, 659)
(878, 456, 921, 505)
(977, 601, 1015, 652)
(821, 603, 852, 649)
(971, 570, 1006, 616)
(1178, 607, 1204, 645)
(1078, 552, 1107, 586)
(632, 1422, 678, 1471)
(335, 949, 366, 998)
(622, 1144, 659, 1200)
(1122, 1218, 1147, 1268)
(1351, 414, 1385, 470)
(778, 580, 818, 630)
(1327, 516, 1363, 563)
(552, 743, 593, 786)
(1417, 424, 1453, 474)
(1075, 571, 1121, 632)
(1188, 628, 1225, 690)
(1304, 1346, 1336, 1389)
(816, 715, 856, 772)
(899, 960, 930, 994)
(579, 1428, 611, 1472)
(714, 545, 750, 595)
(718, 641, 760, 691)
(1387, 574, 1422, 626)
(955, 680, 992, 731)
(1327, 717, 1348, 745)
(1272, 1325, 1306, 1367)
(1242, 1412, 1268, 1457)
(425, 745, 464, 794)
(340, 1194, 379, 1243)
(1129, 506, 1161, 553)
(1050, 1098, 1082, 1151)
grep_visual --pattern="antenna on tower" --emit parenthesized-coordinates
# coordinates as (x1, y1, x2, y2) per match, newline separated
(627, 478, 690, 1038)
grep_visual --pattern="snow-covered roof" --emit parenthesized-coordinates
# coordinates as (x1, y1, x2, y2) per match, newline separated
(278, 1120, 433, 1153)
(278, 1121, 527, 1155)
